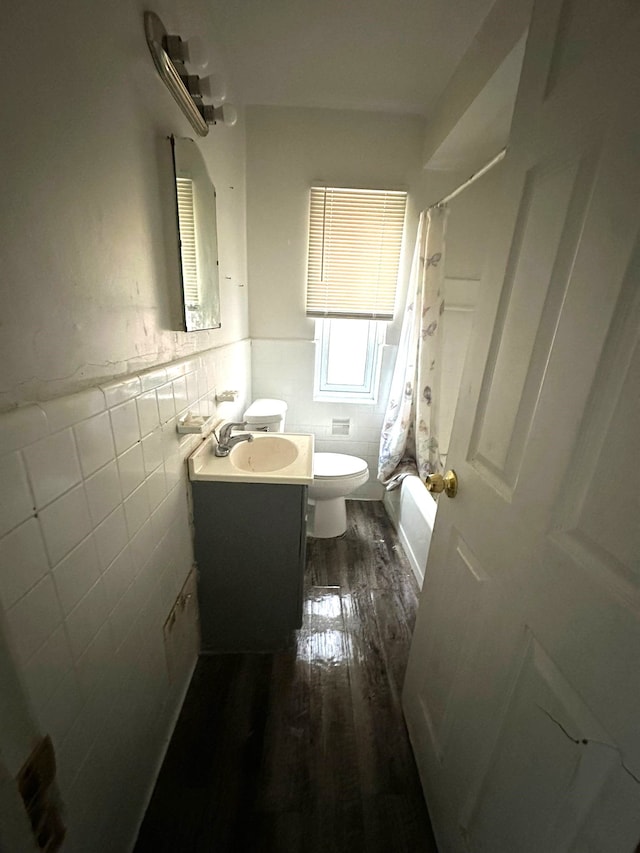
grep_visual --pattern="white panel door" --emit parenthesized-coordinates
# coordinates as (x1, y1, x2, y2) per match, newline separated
(402, 2, 640, 851)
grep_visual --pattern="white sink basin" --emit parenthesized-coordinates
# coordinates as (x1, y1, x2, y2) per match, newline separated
(188, 432, 314, 485)
(230, 435, 299, 473)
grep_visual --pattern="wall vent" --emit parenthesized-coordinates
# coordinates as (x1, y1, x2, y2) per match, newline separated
(331, 418, 350, 436)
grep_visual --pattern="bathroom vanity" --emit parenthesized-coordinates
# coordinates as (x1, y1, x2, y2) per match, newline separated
(188, 432, 314, 652)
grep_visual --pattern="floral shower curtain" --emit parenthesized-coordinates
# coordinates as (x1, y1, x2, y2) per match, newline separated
(378, 205, 448, 488)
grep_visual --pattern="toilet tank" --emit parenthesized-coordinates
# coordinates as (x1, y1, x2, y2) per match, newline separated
(243, 398, 288, 432)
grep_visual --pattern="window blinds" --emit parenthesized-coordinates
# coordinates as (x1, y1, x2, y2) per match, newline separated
(176, 177, 199, 305)
(306, 186, 407, 320)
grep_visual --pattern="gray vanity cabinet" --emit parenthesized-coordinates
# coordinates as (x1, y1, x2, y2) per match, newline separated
(191, 481, 307, 652)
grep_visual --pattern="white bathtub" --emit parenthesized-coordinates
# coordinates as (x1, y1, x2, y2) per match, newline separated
(383, 475, 437, 587)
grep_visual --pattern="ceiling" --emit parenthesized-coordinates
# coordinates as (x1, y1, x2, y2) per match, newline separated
(209, 0, 498, 117)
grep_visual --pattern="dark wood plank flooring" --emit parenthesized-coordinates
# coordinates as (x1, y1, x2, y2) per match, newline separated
(134, 500, 437, 853)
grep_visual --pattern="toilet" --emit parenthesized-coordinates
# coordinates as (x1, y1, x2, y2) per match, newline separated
(242, 399, 370, 539)
(243, 398, 288, 432)
(308, 452, 369, 538)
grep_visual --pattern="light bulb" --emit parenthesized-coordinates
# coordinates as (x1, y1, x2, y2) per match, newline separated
(185, 36, 209, 72)
(218, 103, 238, 127)
(198, 74, 227, 106)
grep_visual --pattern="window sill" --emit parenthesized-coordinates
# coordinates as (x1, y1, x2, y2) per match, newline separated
(312, 393, 378, 406)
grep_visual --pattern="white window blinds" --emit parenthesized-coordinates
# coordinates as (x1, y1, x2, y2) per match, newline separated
(306, 186, 407, 320)
(176, 177, 200, 305)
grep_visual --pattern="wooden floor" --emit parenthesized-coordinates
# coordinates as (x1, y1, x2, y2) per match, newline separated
(134, 500, 438, 853)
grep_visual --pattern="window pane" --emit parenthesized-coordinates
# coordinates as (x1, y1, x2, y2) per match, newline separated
(326, 320, 369, 386)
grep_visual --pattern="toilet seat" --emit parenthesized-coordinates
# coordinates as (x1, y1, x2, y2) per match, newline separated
(313, 452, 368, 479)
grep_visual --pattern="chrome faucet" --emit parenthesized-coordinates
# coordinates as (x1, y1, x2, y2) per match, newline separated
(214, 421, 254, 457)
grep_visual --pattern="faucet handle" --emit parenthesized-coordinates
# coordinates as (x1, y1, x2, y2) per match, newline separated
(219, 420, 247, 442)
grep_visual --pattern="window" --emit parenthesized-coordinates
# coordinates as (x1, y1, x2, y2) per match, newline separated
(307, 185, 406, 401)
(306, 186, 407, 320)
(314, 318, 384, 402)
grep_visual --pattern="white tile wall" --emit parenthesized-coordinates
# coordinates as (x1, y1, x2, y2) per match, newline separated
(139, 366, 168, 393)
(0, 518, 49, 611)
(172, 376, 188, 414)
(136, 391, 160, 438)
(84, 462, 122, 526)
(94, 507, 128, 571)
(0, 340, 251, 853)
(124, 483, 151, 539)
(142, 430, 163, 475)
(117, 443, 145, 499)
(251, 339, 395, 500)
(22, 624, 74, 714)
(156, 384, 176, 425)
(23, 428, 82, 508)
(110, 399, 140, 455)
(38, 669, 84, 746)
(0, 452, 34, 537)
(39, 485, 93, 567)
(146, 466, 167, 512)
(5, 574, 64, 664)
(100, 375, 142, 408)
(101, 545, 135, 613)
(52, 536, 101, 616)
(65, 578, 109, 661)
(74, 411, 116, 478)
(75, 620, 116, 701)
(0, 404, 48, 453)
(40, 389, 105, 433)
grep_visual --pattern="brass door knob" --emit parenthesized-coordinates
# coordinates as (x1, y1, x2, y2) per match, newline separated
(425, 470, 458, 498)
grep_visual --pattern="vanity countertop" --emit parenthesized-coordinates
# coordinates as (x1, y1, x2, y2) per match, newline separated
(188, 432, 314, 486)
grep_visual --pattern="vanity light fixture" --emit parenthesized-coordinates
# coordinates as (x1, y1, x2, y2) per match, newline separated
(144, 11, 237, 136)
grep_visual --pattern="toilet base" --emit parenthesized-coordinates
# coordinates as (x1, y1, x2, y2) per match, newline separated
(307, 497, 347, 538)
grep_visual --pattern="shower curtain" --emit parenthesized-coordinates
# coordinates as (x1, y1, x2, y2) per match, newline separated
(378, 205, 448, 488)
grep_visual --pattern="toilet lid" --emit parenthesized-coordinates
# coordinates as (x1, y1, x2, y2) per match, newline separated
(313, 452, 368, 479)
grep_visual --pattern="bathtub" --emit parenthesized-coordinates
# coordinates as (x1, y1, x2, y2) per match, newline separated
(383, 475, 437, 587)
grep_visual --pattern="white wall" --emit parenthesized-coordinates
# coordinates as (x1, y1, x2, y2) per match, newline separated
(245, 105, 507, 490)
(0, 345, 250, 853)
(421, 0, 532, 168)
(246, 106, 425, 497)
(0, 1, 522, 845)
(0, 1, 251, 850)
(246, 106, 426, 343)
(251, 338, 396, 498)
(432, 163, 506, 458)
(0, 0, 248, 411)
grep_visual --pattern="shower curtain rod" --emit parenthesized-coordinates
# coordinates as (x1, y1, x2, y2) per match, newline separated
(430, 147, 507, 209)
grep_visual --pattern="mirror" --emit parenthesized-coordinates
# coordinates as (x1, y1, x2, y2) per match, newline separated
(170, 136, 221, 331)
